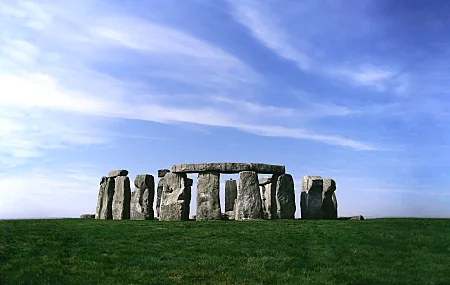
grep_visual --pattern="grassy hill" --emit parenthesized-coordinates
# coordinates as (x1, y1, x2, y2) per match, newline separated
(1, 218, 449, 284)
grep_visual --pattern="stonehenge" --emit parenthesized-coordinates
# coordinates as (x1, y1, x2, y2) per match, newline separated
(172, 162, 285, 174)
(235, 171, 263, 220)
(112, 176, 132, 220)
(259, 174, 296, 219)
(93, 163, 340, 222)
(131, 174, 155, 220)
(156, 169, 170, 218)
(259, 175, 277, 219)
(300, 175, 338, 220)
(159, 173, 192, 221)
(95, 176, 115, 220)
(196, 172, 221, 220)
(275, 174, 296, 219)
(225, 179, 237, 212)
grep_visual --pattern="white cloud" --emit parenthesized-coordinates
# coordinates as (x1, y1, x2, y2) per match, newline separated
(228, 1, 411, 94)
(329, 65, 401, 91)
(228, 0, 311, 70)
(0, 0, 382, 170)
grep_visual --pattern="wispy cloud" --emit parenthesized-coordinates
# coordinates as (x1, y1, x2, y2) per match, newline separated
(328, 65, 408, 93)
(228, 0, 311, 70)
(0, 0, 384, 170)
(227, 0, 410, 94)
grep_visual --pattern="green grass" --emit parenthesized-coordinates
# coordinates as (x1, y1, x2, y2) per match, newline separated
(1, 218, 450, 285)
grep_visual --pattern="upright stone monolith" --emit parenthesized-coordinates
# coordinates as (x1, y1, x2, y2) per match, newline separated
(156, 169, 170, 218)
(159, 173, 191, 221)
(300, 175, 324, 219)
(259, 175, 278, 219)
(196, 172, 221, 220)
(95, 176, 115, 220)
(275, 174, 296, 219)
(225, 178, 237, 212)
(323, 178, 337, 219)
(235, 171, 262, 220)
(112, 176, 131, 220)
(131, 174, 155, 220)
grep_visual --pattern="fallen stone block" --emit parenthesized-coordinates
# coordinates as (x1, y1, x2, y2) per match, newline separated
(350, 215, 365, 220)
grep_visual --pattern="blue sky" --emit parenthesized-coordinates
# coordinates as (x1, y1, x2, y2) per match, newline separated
(1, 0, 450, 219)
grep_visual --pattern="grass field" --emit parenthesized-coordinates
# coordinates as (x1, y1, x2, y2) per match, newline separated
(1, 218, 449, 284)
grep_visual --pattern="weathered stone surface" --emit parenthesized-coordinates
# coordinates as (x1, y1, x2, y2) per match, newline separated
(323, 178, 337, 220)
(159, 173, 191, 221)
(259, 175, 278, 219)
(196, 172, 221, 220)
(235, 171, 263, 220)
(156, 177, 165, 218)
(112, 176, 131, 220)
(172, 162, 285, 174)
(332, 192, 338, 217)
(300, 175, 324, 219)
(158, 169, 170, 178)
(95, 176, 107, 219)
(337, 216, 351, 220)
(350, 215, 365, 220)
(80, 214, 95, 219)
(222, 211, 235, 220)
(95, 177, 115, 220)
(225, 179, 237, 212)
(259, 176, 272, 186)
(131, 174, 155, 220)
(275, 174, 296, 219)
(108, 169, 129, 178)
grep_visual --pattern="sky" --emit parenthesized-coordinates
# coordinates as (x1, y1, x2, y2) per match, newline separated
(1, 0, 450, 219)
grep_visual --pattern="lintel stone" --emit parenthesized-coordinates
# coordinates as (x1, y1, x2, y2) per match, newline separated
(172, 162, 285, 174)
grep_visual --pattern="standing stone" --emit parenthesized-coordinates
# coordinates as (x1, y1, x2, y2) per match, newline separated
(275, 174, 296, 219)
(112, 176, 131, 220)
(156, 169, 170, 218)
(323, 178, 337, 219)
(225, 179, 237, 212)
(95, 176, 107, 219)
(158, 169, 171, 178)
(196, 172, 221, 220)
(131, 174, 155, 220)
(159, 173, 191, 221)
(95, 176, 115, 220)
(332, 192, 338, 218)
(300, 175, 324, 219)
(259, 176, 278, 219)
(235, 171, 263, 220)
